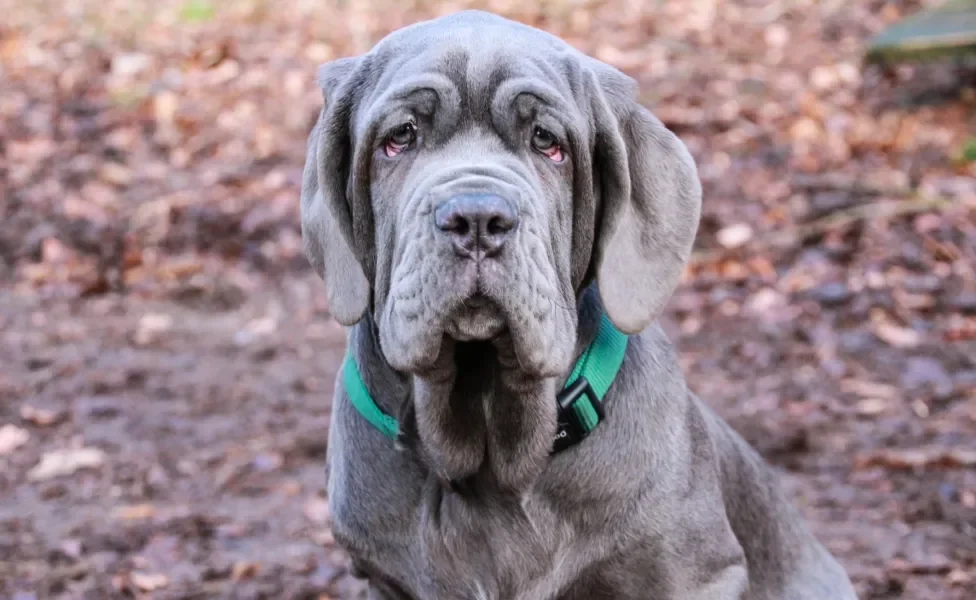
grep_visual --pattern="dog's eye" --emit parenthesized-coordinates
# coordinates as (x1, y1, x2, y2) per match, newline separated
(531, 126, 563, 162)
(385, 122, 417, 157)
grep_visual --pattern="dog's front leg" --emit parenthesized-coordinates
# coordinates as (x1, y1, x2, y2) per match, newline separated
(367, 581, 414, 600)
(656, 515, 749, 600)
(677, 565, 748, 600)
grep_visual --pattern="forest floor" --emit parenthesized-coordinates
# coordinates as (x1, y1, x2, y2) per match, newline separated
(1, 0, 974, 598)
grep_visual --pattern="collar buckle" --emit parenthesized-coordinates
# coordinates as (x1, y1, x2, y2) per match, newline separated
(552, 376, 604, 453)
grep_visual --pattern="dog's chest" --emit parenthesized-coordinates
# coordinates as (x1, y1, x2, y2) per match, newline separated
(329, 472, 593, 599)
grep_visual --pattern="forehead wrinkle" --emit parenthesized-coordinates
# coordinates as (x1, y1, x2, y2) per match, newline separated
(487, 53, 575, 109)
(465, 49, 511, 117)
(435, 49, 470, 109)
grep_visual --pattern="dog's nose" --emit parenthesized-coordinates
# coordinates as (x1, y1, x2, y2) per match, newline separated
(434, 194, 518, 258)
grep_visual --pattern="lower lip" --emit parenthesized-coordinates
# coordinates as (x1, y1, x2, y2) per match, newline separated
(466, 294, 489, 308)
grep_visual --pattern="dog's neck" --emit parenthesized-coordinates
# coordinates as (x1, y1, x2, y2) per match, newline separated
(347, 286, 604, 492)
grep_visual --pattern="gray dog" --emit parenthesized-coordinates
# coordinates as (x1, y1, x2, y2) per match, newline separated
(300, 10, 858, 600)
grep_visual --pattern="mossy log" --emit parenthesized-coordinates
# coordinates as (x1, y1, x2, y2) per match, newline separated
(866, 0, 976, 64)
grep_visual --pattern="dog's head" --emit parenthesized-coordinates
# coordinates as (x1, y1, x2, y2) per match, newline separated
(303, 11, 701, 378)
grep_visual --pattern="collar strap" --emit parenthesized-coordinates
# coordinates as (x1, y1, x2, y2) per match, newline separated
(342, 312, 628, 454)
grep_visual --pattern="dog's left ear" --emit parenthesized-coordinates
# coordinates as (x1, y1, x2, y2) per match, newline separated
(587, 65, 702, 334)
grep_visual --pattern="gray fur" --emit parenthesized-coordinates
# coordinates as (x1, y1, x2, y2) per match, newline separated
(301, 10, 857, 599)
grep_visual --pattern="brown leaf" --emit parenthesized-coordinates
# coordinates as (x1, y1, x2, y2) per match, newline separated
(948, 569, 972, 586)
(60, 538, 83, 560)
(0, 424, 30, 454)
(716, 223, 753, 249)
(154, 91, 180, 127)
(231, 561, 260, 582)
(20, 404, 65, 427)
(130, 571, 169, 592)
(303, 496, 330, 525)
(789, 117, 821, 142)
(98, 163, 133, 186)
(886, 556, 952, 575)
(40, 237, 70, 264)
(854, 398, 888, 416)
(870, 311, 921, 349)
(873, 322, 922, 348)
(28, 447, 106, 481)
(157, 258, 204, 281)
(840, 379, 899, 400)
(855, 448, 976, 472)
(113, 504, 156, 521)
(134, 313, 174, 346)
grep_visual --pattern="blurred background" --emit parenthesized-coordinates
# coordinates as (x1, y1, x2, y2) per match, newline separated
(1, 0, 974, 598)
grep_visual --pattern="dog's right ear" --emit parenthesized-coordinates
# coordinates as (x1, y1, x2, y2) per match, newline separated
(301, 57, 370, 325)
(586, 63, 702, 334)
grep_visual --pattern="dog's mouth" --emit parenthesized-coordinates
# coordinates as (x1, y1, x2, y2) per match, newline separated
(445, 293, 508, 342)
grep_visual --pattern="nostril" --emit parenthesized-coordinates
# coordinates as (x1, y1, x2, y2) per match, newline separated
(435, 203, 471, 236)
(486, 215, 513, 236)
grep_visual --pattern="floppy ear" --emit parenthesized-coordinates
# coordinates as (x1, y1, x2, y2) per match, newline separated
(588, 66, 702, 334)
(300, 57, 370, 325)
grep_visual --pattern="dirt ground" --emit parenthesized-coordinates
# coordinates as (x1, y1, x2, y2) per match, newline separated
(1, 0, 975, 598)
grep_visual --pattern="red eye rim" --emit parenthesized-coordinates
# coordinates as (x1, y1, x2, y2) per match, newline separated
(385, 122, 417, 157)
(540, 144, 563, 162)
(531, 126, 564, 162)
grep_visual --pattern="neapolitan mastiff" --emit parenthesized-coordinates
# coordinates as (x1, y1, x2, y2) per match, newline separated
(300, 10, 858, 600)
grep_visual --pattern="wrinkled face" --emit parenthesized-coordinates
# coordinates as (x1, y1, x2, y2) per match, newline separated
(302, 11, 703, 384)
(369, 49, 583, 376)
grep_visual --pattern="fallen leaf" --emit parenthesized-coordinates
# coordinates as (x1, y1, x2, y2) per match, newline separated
(886, 555, 952, 575)
(870, 311, 922, 349)
(111, 52, 153, 78)
(154, 91, 179, 126)
(764, 24, 789, 48)
(789, 117, 821, 142)
(855, 448, 976, 471)
(948, 568, 972, 586)
(99, 162, 133, 186)
(745, 288, 785, 315)
(810, 65, 839, 91)
(41, 237, 70, 263)
(59, 538, 83, 559)
(130, 571, 169, 592)
(911, 399, 930, 419)
(157, 258, 204, 281)
(20, 404, 65, 427)
(28, 447, 106, 481)
(252, 452, 283, 472)
(0, 424, 30, 454)
(855, 398, 888, 416)
(303, 496, 330, 525)
(134, 313, 173, 345)
(278, 480, 302, 496)
(113, 504, 156, 521)
(234, 316, 278, 346)
(873, 322, 921, 348)
(716, 223, 753, 249)
(232, 561, 260, 581)
(840, 379, 899, 400)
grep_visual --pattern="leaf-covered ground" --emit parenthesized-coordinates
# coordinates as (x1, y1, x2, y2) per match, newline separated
(1, 0, 974, 598)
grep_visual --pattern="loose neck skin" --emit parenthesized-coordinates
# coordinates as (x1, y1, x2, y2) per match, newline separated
(345, 285, 605, 495)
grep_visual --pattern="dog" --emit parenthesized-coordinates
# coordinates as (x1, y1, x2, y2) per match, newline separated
(300, 10, 858, 600)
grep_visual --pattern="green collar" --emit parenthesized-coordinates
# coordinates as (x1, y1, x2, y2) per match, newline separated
(342, 312, 628, 454)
